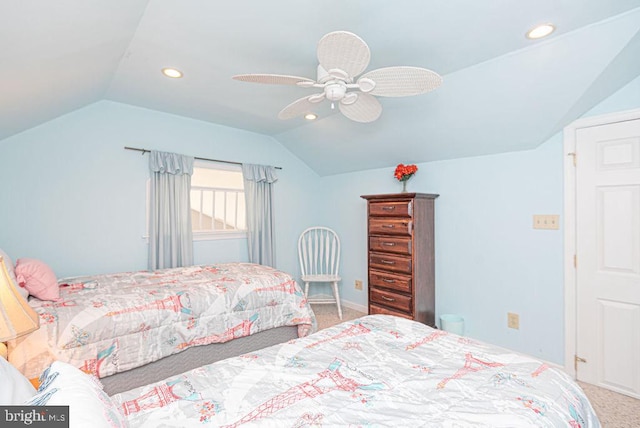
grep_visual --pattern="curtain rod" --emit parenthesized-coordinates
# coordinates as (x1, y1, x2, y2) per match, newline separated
(124, 146, 282, 170)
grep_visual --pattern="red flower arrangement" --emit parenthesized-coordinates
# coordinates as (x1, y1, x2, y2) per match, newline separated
(394, 163, 418, 182)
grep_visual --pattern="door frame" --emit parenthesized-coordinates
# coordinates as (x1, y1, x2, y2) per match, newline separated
(563, 107, 640, 377)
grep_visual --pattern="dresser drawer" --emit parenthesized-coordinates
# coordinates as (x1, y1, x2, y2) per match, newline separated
(369, 236, 411, 255)
(369, 252, 412, 274)
(369, 303, 413, 320)
(369, 269, 411, 293)
(369, 200, 413, 217)
(369, 218, 412, 236)
(370, 288, 412, 313)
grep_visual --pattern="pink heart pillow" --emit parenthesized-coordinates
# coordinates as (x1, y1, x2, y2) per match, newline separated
(15, 258, 59, 301)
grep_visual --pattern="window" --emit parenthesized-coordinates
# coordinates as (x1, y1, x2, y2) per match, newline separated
(190, 162, 246, 240)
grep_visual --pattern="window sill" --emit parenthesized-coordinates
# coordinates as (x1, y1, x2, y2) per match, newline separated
(142, 231, 247, 242)
(193, 231, 247, 241)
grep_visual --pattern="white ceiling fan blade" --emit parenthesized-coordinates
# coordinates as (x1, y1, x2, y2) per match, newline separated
(317, 31, 371, 78)
(327, 68, 350, 81)
(296, 80, 317, 88)
(308, 92, 326, 103)
(278, 96, 317, 120)
(233, 74, 315, 86)
(338, 93, 382, 123)
(341, 92, 358, 105)
(359, 67, 443, 97)
(357, 77, 376, 93)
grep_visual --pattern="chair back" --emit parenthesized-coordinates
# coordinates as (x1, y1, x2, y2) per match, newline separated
(298, 227, 341, 277)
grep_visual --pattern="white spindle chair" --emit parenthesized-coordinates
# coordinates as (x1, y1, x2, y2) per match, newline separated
(297, 226, 342, 319)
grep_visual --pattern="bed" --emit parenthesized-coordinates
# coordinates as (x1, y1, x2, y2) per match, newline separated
(52, 314, 597, 427)
(8, 262, 316, 395)
(12, 314, 600, 427)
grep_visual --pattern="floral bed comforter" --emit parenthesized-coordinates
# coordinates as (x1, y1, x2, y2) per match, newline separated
(112, 315, 599, 427)
(9, 263, 315, 380)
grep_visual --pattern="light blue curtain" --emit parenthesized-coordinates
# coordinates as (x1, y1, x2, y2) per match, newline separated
(242, 164, 278, 267)
(148, 150, 194, 270)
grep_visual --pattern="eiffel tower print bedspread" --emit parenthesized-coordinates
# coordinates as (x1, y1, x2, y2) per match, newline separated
(9, 263, 316, 380)
(112, 315, 600, 427)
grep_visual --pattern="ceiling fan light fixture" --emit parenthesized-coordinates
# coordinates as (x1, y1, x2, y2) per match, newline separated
(161, 67, 183, 78)
(526, 23, 555, 39)
(325, 83, 347, 101)
(304, 113, 317, 120)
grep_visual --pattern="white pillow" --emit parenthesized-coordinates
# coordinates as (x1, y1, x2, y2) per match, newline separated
(0, 248, 30, 300)
(0, 356, 37, 404)
(26, 361, 129, 428)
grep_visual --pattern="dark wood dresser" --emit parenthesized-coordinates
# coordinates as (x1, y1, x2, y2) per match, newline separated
(361, 193, 438, 326)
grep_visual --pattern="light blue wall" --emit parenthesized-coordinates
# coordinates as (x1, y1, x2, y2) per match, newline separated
(0, 101, 322, 279)
(318, 138, 564, 361)
(1, 76, 639, 365)
(583, 74, 640, 118)
(318, 74, 640, 364)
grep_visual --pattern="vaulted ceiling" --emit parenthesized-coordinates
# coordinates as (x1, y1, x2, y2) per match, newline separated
(2, 1, 640, 175)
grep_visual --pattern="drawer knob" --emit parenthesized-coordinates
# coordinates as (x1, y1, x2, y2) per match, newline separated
(382, 278, 396, 283)
(381, 295, 396, 302)
(382, 224, 395, 228)
(382, 206, 396, 211)
(380, 260, 395, 265)
(382, 242, 396, 246)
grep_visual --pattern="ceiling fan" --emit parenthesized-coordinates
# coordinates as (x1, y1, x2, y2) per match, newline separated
(232, 31, 443, 123)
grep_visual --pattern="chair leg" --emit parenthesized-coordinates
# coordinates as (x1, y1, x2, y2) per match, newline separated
(332, 281, 343, 320)
(304, 282, 309, 299)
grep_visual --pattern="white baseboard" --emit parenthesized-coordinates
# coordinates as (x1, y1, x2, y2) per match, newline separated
(308, 294, 368, 314)
(341, 299, 368, 313)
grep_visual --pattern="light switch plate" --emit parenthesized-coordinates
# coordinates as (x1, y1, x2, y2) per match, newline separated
(533, 215, 560, 230)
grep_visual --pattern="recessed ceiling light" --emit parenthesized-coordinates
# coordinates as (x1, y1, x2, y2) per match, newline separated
(161, 68, 183, 78)
(526, 23, 556, 40)
(304, 113, 317, 120)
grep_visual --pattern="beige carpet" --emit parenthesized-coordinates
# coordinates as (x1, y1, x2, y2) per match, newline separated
(311, 303, 366, 330)
(578, 381, 640, 427)
(312, 305, 640, 427)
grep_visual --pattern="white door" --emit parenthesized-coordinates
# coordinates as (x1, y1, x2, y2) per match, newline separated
(575, 118, 640, 398)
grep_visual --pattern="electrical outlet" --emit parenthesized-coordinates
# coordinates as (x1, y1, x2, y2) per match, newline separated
(507, 312, 520, 329)
(355, 280, 363, 291)
(533, 214, 560, 230)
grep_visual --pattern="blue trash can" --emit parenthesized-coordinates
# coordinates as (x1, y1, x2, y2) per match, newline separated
(440, 314, 465, 336)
